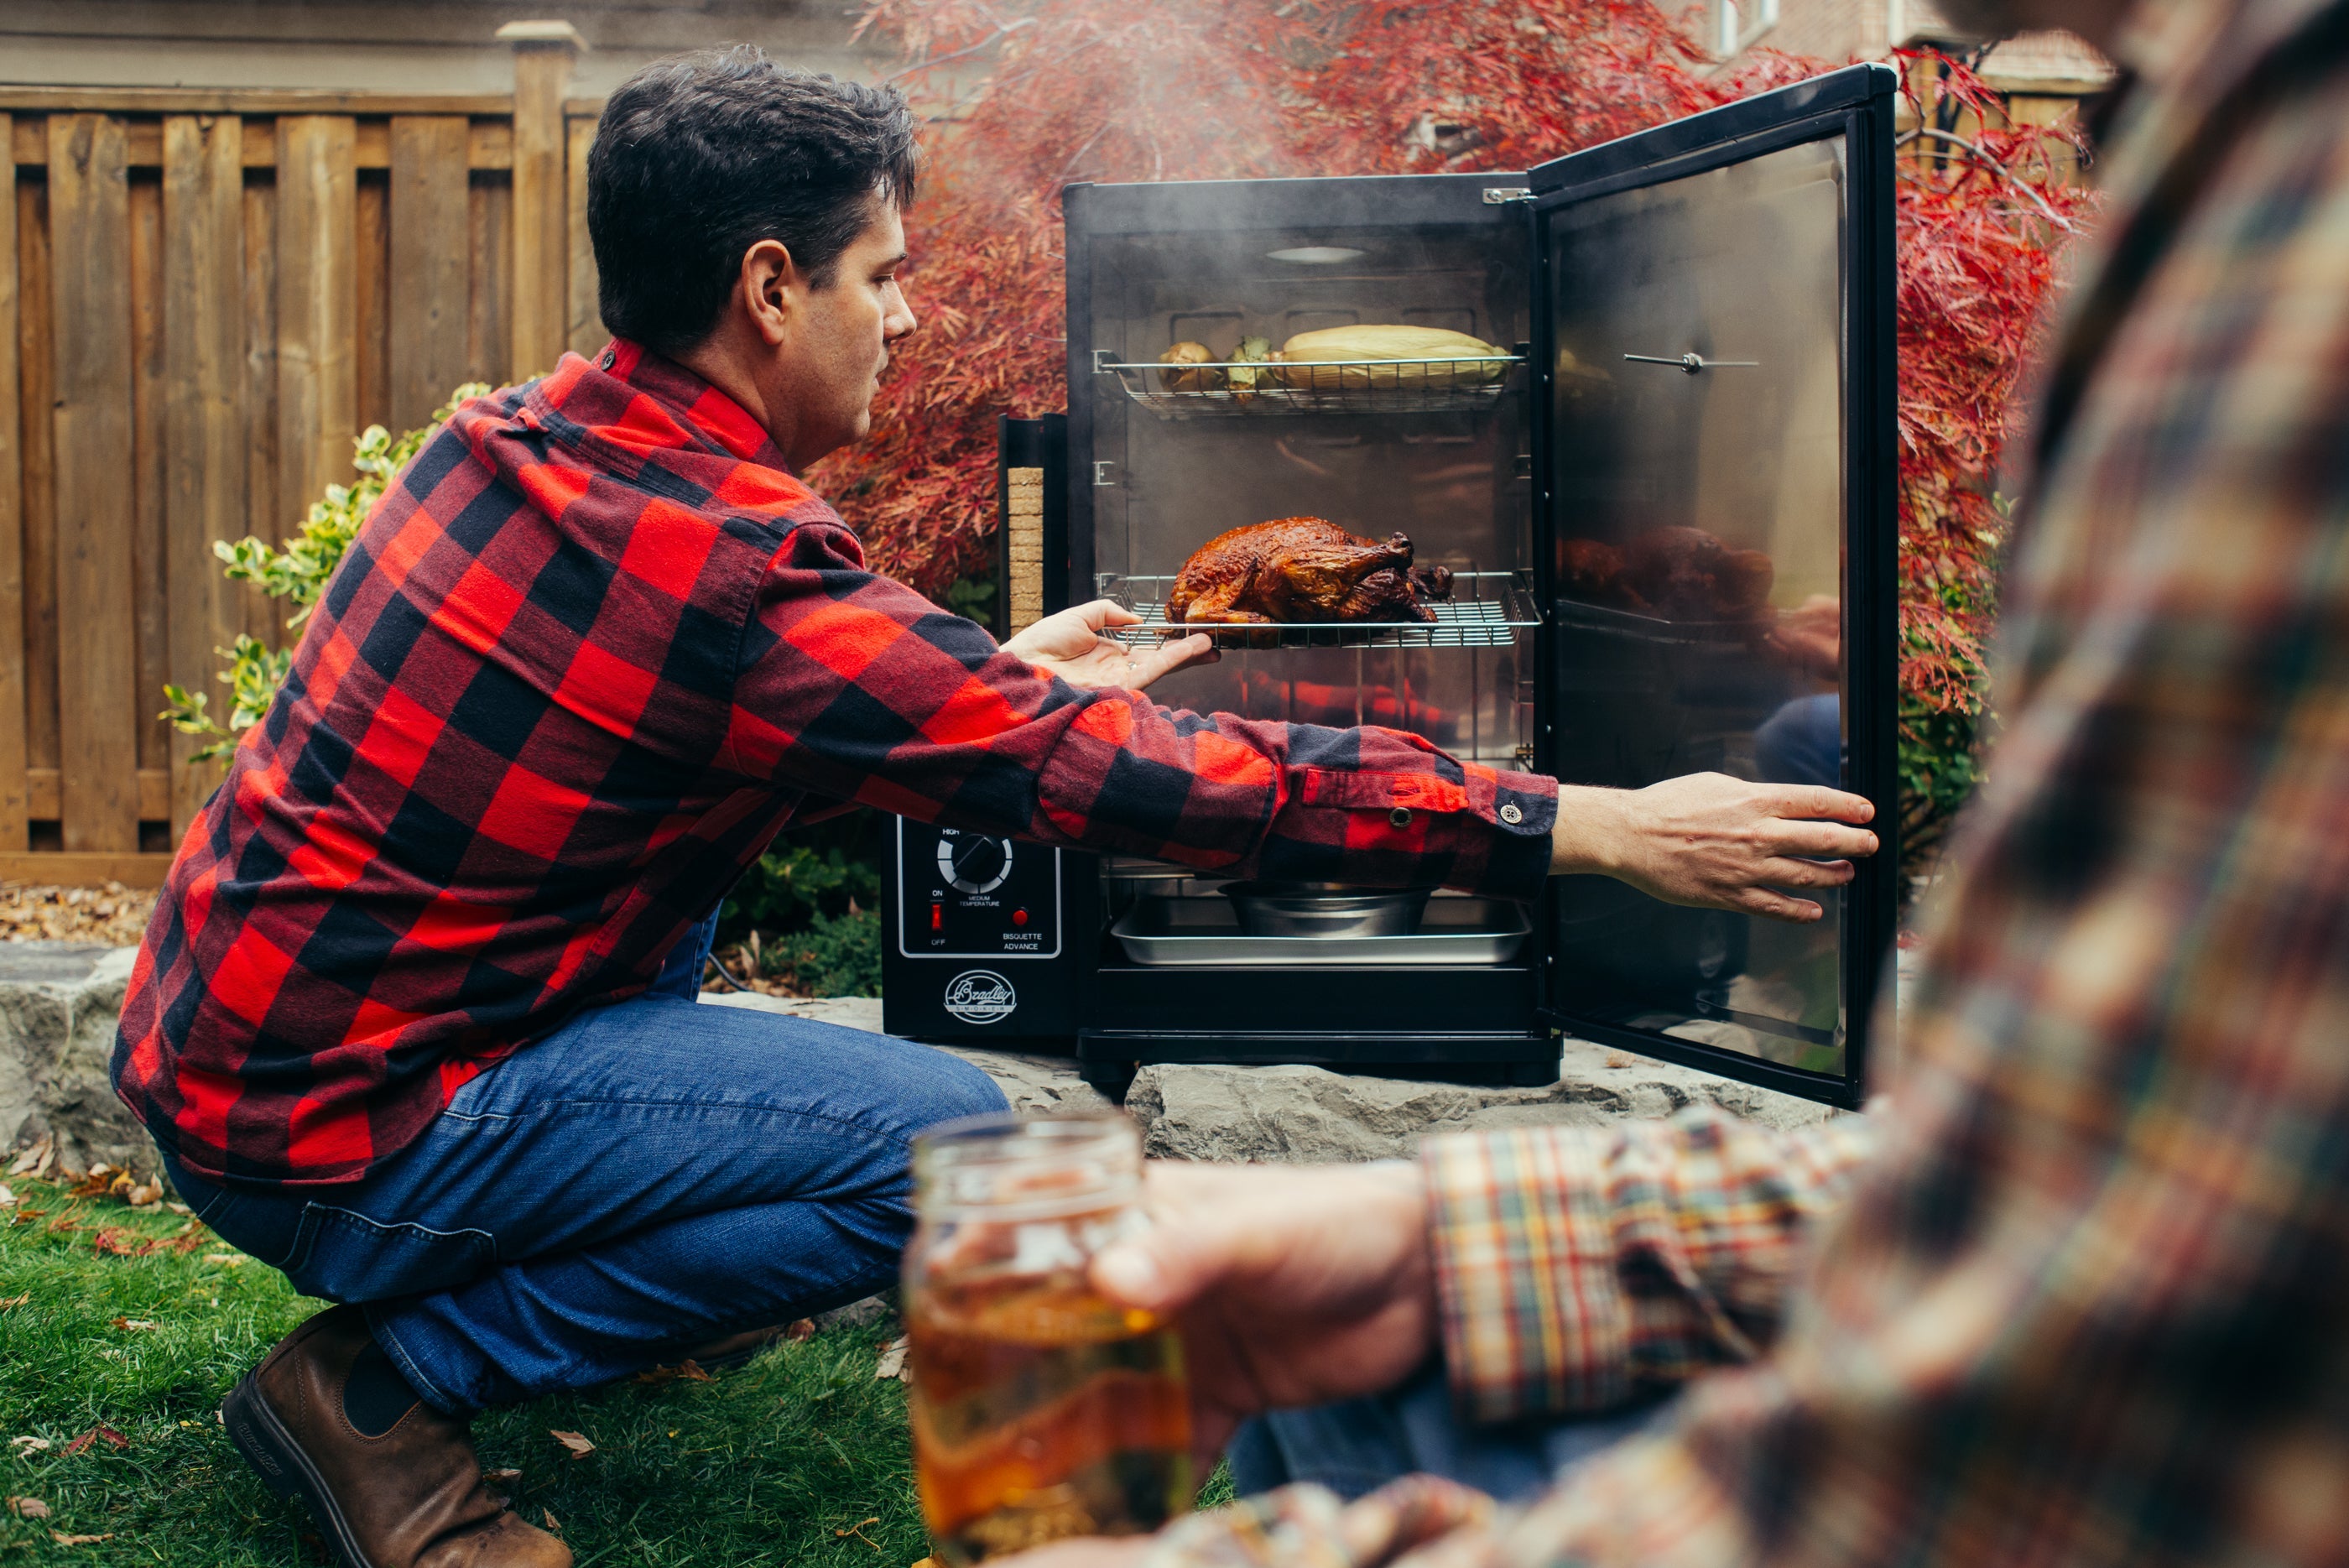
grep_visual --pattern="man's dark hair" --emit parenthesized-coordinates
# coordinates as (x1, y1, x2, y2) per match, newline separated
(588, 47, 920, 357)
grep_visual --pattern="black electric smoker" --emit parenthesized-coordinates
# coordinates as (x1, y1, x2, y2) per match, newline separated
(886, 65, 1900, 1108)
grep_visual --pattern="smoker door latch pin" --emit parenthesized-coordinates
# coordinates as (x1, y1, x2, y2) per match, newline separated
(1092, 349, 1117, 373)
(1482, 186, 1532, 204)
(1093, 461, 1118, 487)
(1512, 454, 1533, 480)
(1623, 352, 1763, 374)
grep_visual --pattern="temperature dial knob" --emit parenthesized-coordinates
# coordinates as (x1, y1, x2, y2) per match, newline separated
(935, 831, 1013, 895)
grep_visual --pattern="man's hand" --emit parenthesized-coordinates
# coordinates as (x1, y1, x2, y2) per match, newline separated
(1553, 772, 1878, 924)
(1004, 601, 1218, 692)
(1087, 1160, 1437, 1472)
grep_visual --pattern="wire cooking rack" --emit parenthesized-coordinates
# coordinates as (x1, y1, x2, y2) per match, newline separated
(1095, 352, 1525, 418)
(1097, 571, 1539, 649)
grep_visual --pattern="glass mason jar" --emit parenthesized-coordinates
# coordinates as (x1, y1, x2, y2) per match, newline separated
(904, 1112, 1193, 1565)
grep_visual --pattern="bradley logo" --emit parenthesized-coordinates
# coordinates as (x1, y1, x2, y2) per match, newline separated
(943, 970, 1016, 1025)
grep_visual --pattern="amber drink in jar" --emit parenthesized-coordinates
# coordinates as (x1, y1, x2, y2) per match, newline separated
(905, 1112, 1191, 1565)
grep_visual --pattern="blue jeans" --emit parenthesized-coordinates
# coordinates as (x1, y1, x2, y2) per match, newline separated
(1229, 1361, 1670, 1503)
(161, 914, 1004, 1414)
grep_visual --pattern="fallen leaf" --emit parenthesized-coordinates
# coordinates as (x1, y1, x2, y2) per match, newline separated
(60, 1426, 127, 1456)
(543, 1508, 561, 1532)
(8, 1436, 50, 1456)
(6, 1497, 50, 1519)
(8, 1137, 52, 1178)
(674, 1358, 712, 1383)
(0, 1294, 27, 1310)
(12, 1208, 44, 1225)
(786, 1317, 817, 1341)
(549, 1429, 595, 1461)
(106, 1173, 135, 1201)
(1605, 1051, 1636, 1069)
(202, 1253, 247, 1267)
(50, 1531, 115, 1546)
(127, 1184, 162, 1210)
(0, 1184, 15, 1207)
(874, 1336, 910, 1381)
(164, 1202, 192, 1216)
(110, 1317, 157, 1332)
(483, 1468, 522, 1485)
(91, 1228, 148, 1257)
(836, 1516, 883, 1551)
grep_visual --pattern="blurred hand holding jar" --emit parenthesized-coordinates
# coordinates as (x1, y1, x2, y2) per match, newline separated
(905, 1113, 1193, 1564)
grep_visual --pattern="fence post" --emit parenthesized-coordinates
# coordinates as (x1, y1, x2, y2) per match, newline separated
(47, 112, 140, 854)
(501, 19, 585, 383)
(275, 115, 357, 553)
(162, 114, 247, 842)
(0, 113, 26, 852)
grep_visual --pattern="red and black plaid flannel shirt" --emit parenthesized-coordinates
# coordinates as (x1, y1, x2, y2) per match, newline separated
(111, 342, 1557, 1187)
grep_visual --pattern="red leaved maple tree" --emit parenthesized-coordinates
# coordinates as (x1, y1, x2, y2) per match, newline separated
(819, 3, 2091, 860)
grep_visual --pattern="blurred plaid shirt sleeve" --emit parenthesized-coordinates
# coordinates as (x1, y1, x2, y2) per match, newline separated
(1148, 2, 2349, 1564)
(1421, 1112, 1878, 1423)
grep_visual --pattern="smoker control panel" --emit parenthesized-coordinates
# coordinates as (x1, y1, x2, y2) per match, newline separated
(898, 821, 1061, 959)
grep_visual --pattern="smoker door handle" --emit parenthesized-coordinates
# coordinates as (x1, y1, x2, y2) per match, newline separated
(1622, 352, 1761, 373)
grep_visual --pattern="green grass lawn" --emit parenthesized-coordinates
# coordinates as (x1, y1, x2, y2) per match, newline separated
(0, 1177, 1234, 1566)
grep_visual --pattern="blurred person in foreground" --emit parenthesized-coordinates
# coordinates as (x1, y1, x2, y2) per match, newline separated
(1001, 0, 2349, 1563)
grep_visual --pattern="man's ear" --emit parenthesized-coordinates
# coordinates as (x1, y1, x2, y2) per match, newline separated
(739, 237, 798, 348)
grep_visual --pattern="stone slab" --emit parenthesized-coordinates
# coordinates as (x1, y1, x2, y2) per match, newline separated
(0, 953, 1856, 1183)
(694, 992, 1841, 1163)
(0, 944, 147, 1178)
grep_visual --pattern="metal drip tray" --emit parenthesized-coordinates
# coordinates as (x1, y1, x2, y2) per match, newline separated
(1112, 895, 1529, 967)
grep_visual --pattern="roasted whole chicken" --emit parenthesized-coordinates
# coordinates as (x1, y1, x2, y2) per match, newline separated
(1167, 517, 1451, 625)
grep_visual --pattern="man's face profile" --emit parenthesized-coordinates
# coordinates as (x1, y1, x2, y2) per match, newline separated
(773, 199, 917, 466)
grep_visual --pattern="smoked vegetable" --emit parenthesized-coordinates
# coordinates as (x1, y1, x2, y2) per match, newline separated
(1227, 336, 1273, 403)
(1273, 326, 1513, 391)
(1158, 341, 1221, 393)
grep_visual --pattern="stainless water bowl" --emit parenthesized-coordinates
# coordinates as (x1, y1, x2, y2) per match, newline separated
(1220, 882, 1434, 939)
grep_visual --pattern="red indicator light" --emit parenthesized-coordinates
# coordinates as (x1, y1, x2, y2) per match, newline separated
(930, 904, 943, 930)
(1013, 908, 1029, 927)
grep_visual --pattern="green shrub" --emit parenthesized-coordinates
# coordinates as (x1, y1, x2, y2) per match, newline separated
(768, 907, 884, 998)
(162, 384, 490, 759)
(1899, 694, 1983, 877)
(941, 574, 997, 626)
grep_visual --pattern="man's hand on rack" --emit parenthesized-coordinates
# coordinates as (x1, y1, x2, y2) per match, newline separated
(1087, 1159, 1437, 1473)
(1552, 773, 1878, 924)
(1004, 600, 1220, 692)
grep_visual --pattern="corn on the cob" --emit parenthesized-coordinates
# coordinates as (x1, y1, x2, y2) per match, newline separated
(1273, 326, 1512, 391)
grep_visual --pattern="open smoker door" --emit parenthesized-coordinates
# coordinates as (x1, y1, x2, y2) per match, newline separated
(1529, 65, 1898, 1109)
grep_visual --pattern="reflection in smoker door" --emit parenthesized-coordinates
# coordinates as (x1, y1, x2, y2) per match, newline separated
(1546, 136, 1850, 1078)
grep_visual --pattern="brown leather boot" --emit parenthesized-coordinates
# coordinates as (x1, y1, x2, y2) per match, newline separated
(223, 1306, 570, 1568)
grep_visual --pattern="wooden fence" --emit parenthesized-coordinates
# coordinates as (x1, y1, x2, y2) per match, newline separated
(0, 27, 607, 885)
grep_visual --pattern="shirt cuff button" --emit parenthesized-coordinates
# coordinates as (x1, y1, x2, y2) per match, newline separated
(1499, 803, 1523, 826)
(1389, 807, 1414, 829)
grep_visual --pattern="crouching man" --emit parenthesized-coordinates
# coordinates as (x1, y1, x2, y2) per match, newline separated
(110, 47, 1875, 1568)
